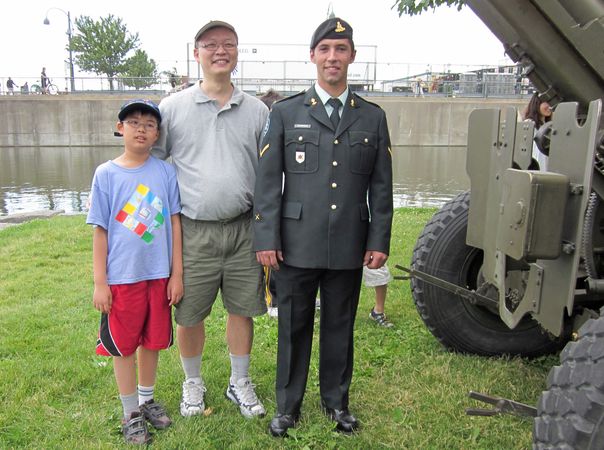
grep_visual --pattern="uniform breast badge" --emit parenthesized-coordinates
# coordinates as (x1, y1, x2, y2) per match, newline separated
(296, 151, 305, 164)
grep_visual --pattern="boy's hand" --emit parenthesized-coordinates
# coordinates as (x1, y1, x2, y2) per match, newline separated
(93, 283, 112, 314)
(167, 276, 184, 306)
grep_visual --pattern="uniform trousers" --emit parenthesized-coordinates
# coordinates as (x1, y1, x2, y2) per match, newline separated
(273, 263, 363, 414)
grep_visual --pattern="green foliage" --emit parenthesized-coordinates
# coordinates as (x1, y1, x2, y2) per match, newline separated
(393, 0, 465, 16)
(122, 49, 158, 89)
(71, 14, 139, 76)
(70, 14, 141, 89)
(0, 212, 557, 448)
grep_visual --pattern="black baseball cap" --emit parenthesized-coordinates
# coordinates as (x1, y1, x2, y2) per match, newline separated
(310, 17, 354, 49)
(118, 99, 161, 124)
(194, 20, 238, 43)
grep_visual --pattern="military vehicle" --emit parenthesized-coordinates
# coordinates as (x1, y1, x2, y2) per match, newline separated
(402, 1, 604, 448)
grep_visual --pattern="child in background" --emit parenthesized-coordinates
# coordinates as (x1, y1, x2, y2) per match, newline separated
(365, 264, 394, 328)
(87, 99, 183, 445)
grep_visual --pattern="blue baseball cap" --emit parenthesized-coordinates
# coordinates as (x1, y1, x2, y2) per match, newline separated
(118, 99, 162, 124)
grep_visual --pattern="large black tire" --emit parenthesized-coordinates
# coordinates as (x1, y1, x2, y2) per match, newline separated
(533, 308, 604, 449)
(410, 191, 562, 357)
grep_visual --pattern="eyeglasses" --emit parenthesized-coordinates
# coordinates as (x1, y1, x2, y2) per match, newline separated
(122, 119, 159, 131)
(199, 41, 237, 52)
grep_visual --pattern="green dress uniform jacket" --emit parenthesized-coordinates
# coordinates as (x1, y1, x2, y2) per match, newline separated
(253, 86, 393, 268)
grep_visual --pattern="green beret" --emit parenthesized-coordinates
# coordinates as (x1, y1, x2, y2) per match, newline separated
(310, 17, 354, 49)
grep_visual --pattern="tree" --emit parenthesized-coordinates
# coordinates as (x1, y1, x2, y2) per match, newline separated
(70, 14, 140, 90)
(122, 50, 158, 90)
(393, 0, 465, 16)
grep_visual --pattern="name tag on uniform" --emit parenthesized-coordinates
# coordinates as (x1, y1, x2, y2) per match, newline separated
(294, 124, 311, 128)
(295, 151, 305, 163)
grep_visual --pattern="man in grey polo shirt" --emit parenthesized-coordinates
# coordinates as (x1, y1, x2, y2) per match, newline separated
(152, 20, 268, 419)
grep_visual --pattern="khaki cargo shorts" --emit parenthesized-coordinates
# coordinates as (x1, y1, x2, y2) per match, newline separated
(176, 213, 266, 326)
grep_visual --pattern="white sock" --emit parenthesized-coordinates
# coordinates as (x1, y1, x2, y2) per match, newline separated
(138, 384, 154, 406)
(181, 354, 202, 382)
(230, 353, 250, 385)
(120, 392, 139, 419)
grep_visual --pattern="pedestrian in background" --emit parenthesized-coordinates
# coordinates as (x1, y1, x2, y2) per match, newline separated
(259, 89, 284, 109)
(41, 68, 49, 94)
(366, 265, 394, 328)
(523, 91, 553, 170)
(523, 91, 552, 128)
(6, 77, 18, 95)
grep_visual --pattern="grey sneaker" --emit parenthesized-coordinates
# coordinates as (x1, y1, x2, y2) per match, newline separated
(140, 399, 172, 429)
(226, 377, 266, 418)
(369, 309, 394, 328)
(180, 378, 206, 417)
(122, 411, 152, 445)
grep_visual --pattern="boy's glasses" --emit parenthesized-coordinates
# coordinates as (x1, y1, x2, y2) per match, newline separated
(199, 42, 237, 52)
(122, 120, 159, 131)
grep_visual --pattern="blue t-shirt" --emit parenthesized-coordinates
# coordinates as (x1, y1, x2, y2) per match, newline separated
(86, 156, 181, 285)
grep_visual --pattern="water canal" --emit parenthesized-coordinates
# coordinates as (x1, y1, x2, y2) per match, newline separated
(0, 145, 469, 215)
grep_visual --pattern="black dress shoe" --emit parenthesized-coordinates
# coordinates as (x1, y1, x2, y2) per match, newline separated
(268, 413, 300, 437)
(323, 406, 360, 433)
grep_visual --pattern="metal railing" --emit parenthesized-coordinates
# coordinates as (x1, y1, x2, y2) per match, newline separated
(1, 74, 531, 99)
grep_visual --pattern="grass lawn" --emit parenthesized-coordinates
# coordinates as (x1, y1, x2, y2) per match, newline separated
(0, 210, 557, 449)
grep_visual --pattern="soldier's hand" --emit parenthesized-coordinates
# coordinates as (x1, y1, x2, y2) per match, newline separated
(364, 251, 388, 269)
(256, 250, 283, 270)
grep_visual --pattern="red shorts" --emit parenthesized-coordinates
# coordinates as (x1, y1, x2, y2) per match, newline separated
(96, 278, 173, 357)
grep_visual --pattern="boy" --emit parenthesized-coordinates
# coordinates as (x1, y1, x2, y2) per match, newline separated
(87, 99, 183, 445)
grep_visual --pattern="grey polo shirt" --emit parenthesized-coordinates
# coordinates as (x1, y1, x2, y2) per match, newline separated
(152, 83, 269, 221)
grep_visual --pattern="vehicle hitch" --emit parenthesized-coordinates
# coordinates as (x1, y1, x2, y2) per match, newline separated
(394, 265, 499, 308)
(466, 391, 537, 418)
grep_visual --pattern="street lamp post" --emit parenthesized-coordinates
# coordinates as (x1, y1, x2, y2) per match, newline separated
(43, 8, 75, 92)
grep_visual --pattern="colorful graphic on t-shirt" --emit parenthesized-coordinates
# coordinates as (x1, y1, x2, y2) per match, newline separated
(115, 184, 167, 243)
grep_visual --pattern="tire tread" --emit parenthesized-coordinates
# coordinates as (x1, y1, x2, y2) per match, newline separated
(533, 308, 604, 449)
(411, 191, 560, 357)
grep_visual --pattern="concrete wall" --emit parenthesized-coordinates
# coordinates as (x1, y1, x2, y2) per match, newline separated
(0, 94, 162, 147)
(372, 96, 526, 147)
(0, 94, 525, 147)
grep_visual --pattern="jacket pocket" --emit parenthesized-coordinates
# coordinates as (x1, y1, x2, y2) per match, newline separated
(348, 131, 377, 175)
(284, 129, 319, 173)
(282, 201, 302, 220)
(359, 203, 369, 221)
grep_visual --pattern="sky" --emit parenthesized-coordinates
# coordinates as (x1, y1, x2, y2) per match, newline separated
(0, 0, 512, 89)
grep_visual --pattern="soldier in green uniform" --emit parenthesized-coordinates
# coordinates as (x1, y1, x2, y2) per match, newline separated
(253, 17, 393, 437)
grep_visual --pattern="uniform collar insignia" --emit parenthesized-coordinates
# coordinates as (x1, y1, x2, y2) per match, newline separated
(310, 97, 318, 106)
(335, 21, 346, 33)
(350, 97, 355, 107)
